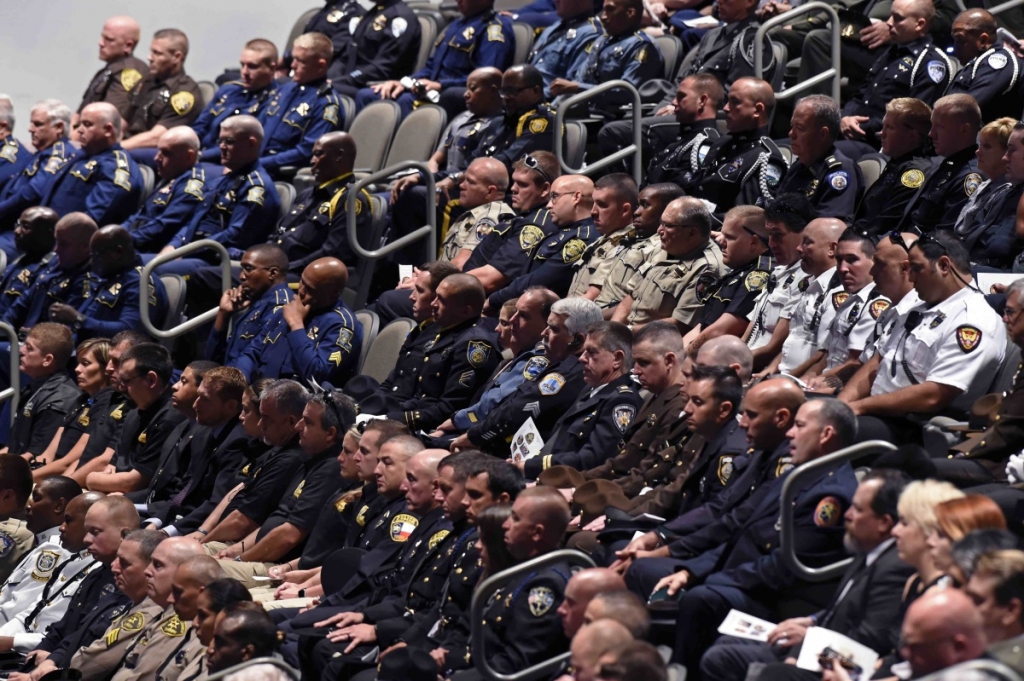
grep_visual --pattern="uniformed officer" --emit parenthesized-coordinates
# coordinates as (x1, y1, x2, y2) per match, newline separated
(957, 121, 1024, 270)
(613, 197, 726, 334)
(685, 206, 773, 352)
(528, 0, 603, 97)
(455, 297, 602, 455)
(568, 173, 637, 299)
(840, 231, 1007, 441)
(329, 0, 423, 97)
(232, 258, 363, 388)
(355, 0, 515, 119)
(852, 98, 935, 236)
(839, 0, 954, 151)
(643, 75, 723, 188)
(156, 115, 280, 271)
(76, 16, 150, 123)
(524, 322, 642, 478)
(193, 40, 280, 162)
(900, 94, 984, 233)
(948, 10, 1024, 123)
(683, 1, 777, 92)
(124, 128, 207, 253)
(549, 0, 662, 116)
(438, 158, 516, 269)
(0, 100, 79, 236)
(122, 29, 203, 153)
(779, 96, 863, 219)
(259, 33, 345, 178)
(285, 0, 367, 75)
(663, 398, 858, 673)
(48, 226, 169, 343)
(40, 103, 144, 228)
(0, 208, 57, 320)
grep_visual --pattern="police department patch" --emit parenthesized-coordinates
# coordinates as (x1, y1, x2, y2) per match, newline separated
(162, 615, 187, 637)
(356, 504, 369, 527)
(529, 118, 548, 134)
(523, 356, 549, 381)
(467, 340, 492, 367)
(337, 327, 354, 351)
(744, 270, 768, 292)
(538, 373, 566, 395)
(613, 405, 635, 433)
(869, 299, 890, 319)
(475, 218, 496, 238)
(926, 60, 947, 83)
(814, 496, 841, 527)
(717, 456, 734, 485)
(956, 325, 982, 353)
(324, 105, 340, 126)
(33, 550, 60, 581)
(901, 169, 925, 189)
(520, 225, 545, 250)
(832, 292, 849, 309)
(121, 68, 143, 91)
(765, 164, 782, 187)
(392, 17, 409, 37)
(170, 91, 195, 116)
(776, 457, 794, 477)
(246, 186, 266, 205)
(989, 52, 1009, 69)
(964, 173, 983, 197)
(562, 238, 586, 263)
(486, 24, 504, 42)
(292, 480, 305, 499)
(528, 586, 555, 616)
(827, 171, 848, 191)
(390, 513, 419, 541)
(122, 612, 146, 632)
(428, 530, 450, 550)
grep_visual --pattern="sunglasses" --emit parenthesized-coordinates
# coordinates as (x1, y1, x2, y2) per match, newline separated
(522, 154, 554, 185)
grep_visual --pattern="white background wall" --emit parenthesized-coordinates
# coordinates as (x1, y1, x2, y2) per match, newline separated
(0, 1, 319, 141)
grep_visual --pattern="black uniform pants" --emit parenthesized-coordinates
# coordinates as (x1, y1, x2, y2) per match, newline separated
(798, 29, 879, 100)
(597, 115, 681, 176)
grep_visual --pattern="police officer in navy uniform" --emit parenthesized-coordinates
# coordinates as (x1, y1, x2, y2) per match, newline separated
(839, 0, 954, 153)
(684, 3, 777, 92)
(0, 208, 57, 320)
(852, 98, 934, 236)
(354, 0, 515, 119)
(330, 0, 423, 97)
(259, 33, 344, 179)
(124, 128, 207, 253)
(77, 16, 150, 123)
(528, 0, 603, 97)
(948, 9, 1024, 123)
(778, 96, 863, 219)
(900, 93, 983, 233)
(548, 0, 661, 117)
(285, 0, 367, 74)
(644, 75, 723, 188)
(0, 109, 30, 199)
(0, 101, 78, 236)
(41, 103, 144, 229)
(122, 30, 203, 155)
(524, 322, 642, 479)
(193, 40, 280, 162)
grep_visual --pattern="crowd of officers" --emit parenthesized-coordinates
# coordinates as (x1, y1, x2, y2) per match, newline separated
(5, 0, 1024, 680)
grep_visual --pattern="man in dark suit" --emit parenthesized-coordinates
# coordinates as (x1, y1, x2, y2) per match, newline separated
(699, 469, 915, 681)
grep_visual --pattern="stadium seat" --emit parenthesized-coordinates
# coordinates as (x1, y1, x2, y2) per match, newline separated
(512, 22, 536, 65)
(769, 41, 787, 94)
(563, 119, 588, 170)
(196, 80, 216, 109)
(349, 100, 403, 174)
(354, 309, 381, 373)
(343, 194, 390, 310)
(138, 165, 156, 209)
(338, 94, 355, 132)
(654, 34, 683, 81)
(414, 12, 441, 73)
(357, 317, 418, 383)
(274, 181, 297, 218)
(287, 8, 321, 51)
(159, 274, 187, 351)
(857, 154, 887, 192)
(378, 104, 448, 170)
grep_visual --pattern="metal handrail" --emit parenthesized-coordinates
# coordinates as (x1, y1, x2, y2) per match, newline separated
(348, 161, 435, 259)
(917, 659, 1024, 681)
(0, 323, 17, 426)
(471, 549, 597, 681)
(756, 2, 842, 101)
(205, 657, 300, 681)
(780, 439, 896, 581)
(990, 0, 1024, 15)
(140, 239, 233, 339)
(554, 80, 643, 184)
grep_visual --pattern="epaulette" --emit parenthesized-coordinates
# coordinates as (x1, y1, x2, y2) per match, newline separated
(824, 155, 842, 171)
(618, 385, 634, 393)
(317, 82, 333, 97)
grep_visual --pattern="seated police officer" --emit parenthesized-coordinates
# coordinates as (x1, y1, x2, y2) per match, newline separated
(778, 95, 863, 219)
(839, 0, 954, 154)
(194, 40, 280, 162)
(282, 0, 367, 77)
(437, 158, 515, 271)
(548, 0, 662, 117)
(154, 115, 280, 272)
(121, 29, 202, 154)
(852, 98, 934, 236)
(0, 99, 30, 200)
(75, 16, 149, 124)
(259, 33, 344, 179)
(900, 94, 983, 233)
(0, 100, 79, 238)
(643, 75, 723, 189)
(329, 0, 422, 98)
(568, 173, 638, 300)
(528, 0, 604, 97)
(948, 9, 1024, 122)
(40, 103, 143, 228)
(839, 230, 1006, 442)
(123, 127, 206, 253)
(0, 208, 57, 320)
(355, 0, 515, 119)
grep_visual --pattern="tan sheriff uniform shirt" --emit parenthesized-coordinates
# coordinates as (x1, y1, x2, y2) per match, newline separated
(111, 607, 191, 681)
(595, 234, 662, 309)
(71, 597, 165, 680)
(568, 226, 634, 296)
(624, 241, 725, 328)
(0, 519, 36, 586)
(440, 200, 514, 262)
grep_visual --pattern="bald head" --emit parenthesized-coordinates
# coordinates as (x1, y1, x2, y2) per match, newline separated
(169, 554, 227, 622)
(513, 486, 572, 555)
(55, 212, 98, 244)
(467, 157, 510, 198)
(559, 568, 627, 637)
(409, 449, 447, 478)
(695, 336, 754, 382)
(571, 620, 635, 681)
(799, 218, 845, 276)
(902, 588, 987, 676)
(177, 555, 225, 585)
(91, 225, 135, 277)
(83, 102, 121, 132)
(728, 78, 776, 131)
(299, 257, 348, 311)
(741, 378, 806, 449)
(470, 66, 502, 89)
(97, 495, 142, 530)
(101, 16, 141, 60)
(435, 273, 486, 323)
(157, 537, 205, 564)
(953, 9, 998, 62)
(313, 131, 356, 177)
(584, 591, 650, 638)
(161, 126, 200, 152)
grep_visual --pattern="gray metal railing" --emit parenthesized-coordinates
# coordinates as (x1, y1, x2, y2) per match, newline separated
(756, 2, 842, 101)
(554, 80, 643, 185)
(140, 239, 232, 339)
(205, 657, 300, 681)
(0, 323, 17, 426)
(471, 549, 597, 681)
(780, 439, 896, 581)
(990, 0, 1024, 16)
(348, 161, 435, 260)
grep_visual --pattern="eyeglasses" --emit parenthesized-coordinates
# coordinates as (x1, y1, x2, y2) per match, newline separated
(499, 86, 531, 97)
(522, 154, 554, 185)
(913, 232, 947, 255)
(888, 230, 911, 252)
(118, 373, 145, 385)
(548, 191, 575, 203)
(742, 225, 769, 245)
(217, 137, 238, 147)
(660, 219, 694, 230)
(1004, 305, 1024, 321)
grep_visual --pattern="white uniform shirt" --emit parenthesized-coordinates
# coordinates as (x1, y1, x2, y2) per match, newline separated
(779, 267, 842, 373)
(860, 289, 923, 362)
(0, 527, 64, 627)
(747, 261, 803, 349)
(870, 286, 1007, 413)
(821, 283, 891, 371)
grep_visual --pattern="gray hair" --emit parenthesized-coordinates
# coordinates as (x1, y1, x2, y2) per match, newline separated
(1006, 278, 1024, 303)
(551, 297, 603, 336)
(814, 397, 858, 449)
(587, 321, 634, 368)
(222, 114, 265, 144)
(798, 94, 841, 140)
(262, 379, 310, 418)
(33, 99, 72, 130)
(0, 95, 13, 129)
(696, 336, 754, 382)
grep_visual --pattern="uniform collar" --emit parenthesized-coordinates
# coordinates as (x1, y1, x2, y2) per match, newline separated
(227, 160, 259, 178)
(896, 36, 932, 54)
(317, 171, 354, 191)
(37, 525, 61, 546)
(803, 265, 838, 293)
(682, 117, 717, 134)
(945, 144, 978, 163)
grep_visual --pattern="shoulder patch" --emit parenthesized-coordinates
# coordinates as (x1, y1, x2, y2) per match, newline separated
(744, 270, 768, 292)
(32, 550, 61, 580)
(964, 172, 983, 197)
(775, 456, 794, 477)
(832, 291, 849, 309)
(246, 186, 266, 205)
(562, 238, 587, 263)
(467, 340, 492, 368)
(956, 325, 982, 353)
(989, 52, 1009, 69)
(390, 513, 419, 541)
(523, 356, 550, 381)
(121, 68, 143, 91)
(827, 171, 849, 192)
(324, 104, 340, 126)
(528, 586, 555, 616)
(520, 225, 545, 250)
(170, 91, 195, 116)
(184, 178, 204, 200)
(392, 17, 409, 37)
(161, 615, 187, 637)
(717, 455, 735, 486)
(901, 169, 925, 189)
(528, 118, 548, 134)
(356, 504, 369, 527)
(121, 612, 146, 633)
(869, 299, 890, 319)
(538, 373, 566, 395)
(487, 24, 505, 42)
(814, 496, 842, 527)
(926, 59, 947, 83)
(428, 529, 450, 551)
(613, 405, 635, 433)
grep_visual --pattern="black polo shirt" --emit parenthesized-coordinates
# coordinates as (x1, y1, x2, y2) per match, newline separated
(113, 389, 187, 484)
